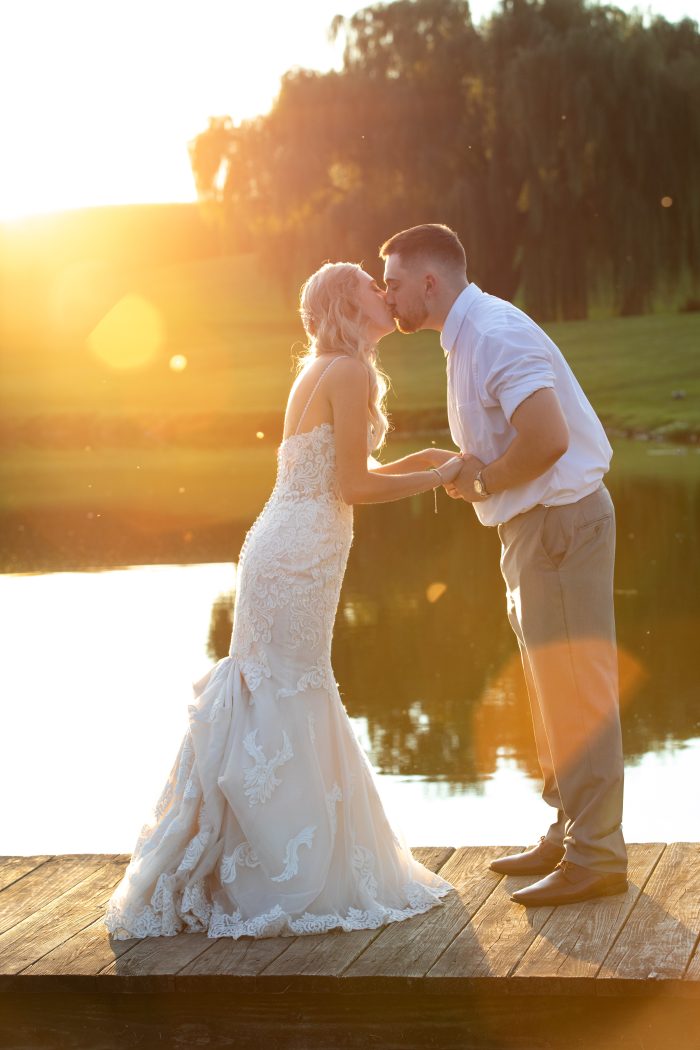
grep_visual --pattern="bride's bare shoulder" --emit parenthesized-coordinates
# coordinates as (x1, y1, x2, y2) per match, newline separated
(326, 356, 368, 388)
(332, 354, 365, 373)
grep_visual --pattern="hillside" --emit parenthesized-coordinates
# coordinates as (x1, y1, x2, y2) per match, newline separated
(1, 219, 698, 441)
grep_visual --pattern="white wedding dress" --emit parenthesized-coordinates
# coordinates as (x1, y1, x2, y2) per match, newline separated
(103, 358, 454, 940)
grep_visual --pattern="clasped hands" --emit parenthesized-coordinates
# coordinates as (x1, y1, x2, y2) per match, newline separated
(423, 448, 489, 503)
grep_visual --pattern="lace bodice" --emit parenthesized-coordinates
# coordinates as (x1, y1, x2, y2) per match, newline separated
(272, 422, 347, 503)
(229, 422, 353, 698)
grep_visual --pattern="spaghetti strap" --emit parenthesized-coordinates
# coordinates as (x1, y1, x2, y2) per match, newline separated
(293, 356, 344, 435)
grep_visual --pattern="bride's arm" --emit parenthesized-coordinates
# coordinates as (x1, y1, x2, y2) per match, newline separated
(328, 358, 461, 505)
(368, 447, 458, 475)
(368, 450, 427, 475)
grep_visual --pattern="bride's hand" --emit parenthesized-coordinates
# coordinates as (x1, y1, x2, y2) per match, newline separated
(433, 454, 464, 485)
(422, 447, 460, 469)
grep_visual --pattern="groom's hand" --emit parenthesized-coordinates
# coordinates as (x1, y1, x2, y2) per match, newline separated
(445, 453, 489, 503)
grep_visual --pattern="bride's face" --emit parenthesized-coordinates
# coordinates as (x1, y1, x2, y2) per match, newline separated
(355, 270, 395, 340)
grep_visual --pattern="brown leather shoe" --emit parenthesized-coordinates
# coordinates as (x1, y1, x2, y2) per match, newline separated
(489, 837, 564, 876)
(510, 860, 628, 907)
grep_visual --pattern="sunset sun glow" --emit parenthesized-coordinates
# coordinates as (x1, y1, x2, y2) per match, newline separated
(0, 0, 358, 221)
(2, 0, 696, 223)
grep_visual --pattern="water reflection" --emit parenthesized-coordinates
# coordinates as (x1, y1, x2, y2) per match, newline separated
(204, 473, 700, 788)
(1, 459, 698, 854)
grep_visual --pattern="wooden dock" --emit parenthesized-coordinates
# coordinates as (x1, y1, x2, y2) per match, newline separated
(1, 844, 699, 1049)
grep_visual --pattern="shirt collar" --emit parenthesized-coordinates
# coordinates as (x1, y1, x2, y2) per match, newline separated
(440, 283, 482, 357)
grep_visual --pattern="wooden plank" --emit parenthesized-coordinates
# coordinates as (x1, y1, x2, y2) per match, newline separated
(0, 855, 52, 893)
(3, 845, 700, 1004)
(339, 846, 508, 982)
(0, 854, 117, 937)
(98, 930, 215, 982)
(176, 930, 298, 978)
(251, 847, 456, 981)
(406, 847, 457, 870)
(597, 842, 700, 991)
(21, 912, 141, 978)
(426, 871, 555, 982)
(507, 842, 665, 993)
(0, 858, 125, 976)
(16, 853, 151, 980)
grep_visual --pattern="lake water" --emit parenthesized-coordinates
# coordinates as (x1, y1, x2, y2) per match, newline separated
(2, 447, 699, 854)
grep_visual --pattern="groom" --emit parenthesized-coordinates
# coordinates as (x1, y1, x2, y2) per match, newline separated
(379, 223, 628, 906)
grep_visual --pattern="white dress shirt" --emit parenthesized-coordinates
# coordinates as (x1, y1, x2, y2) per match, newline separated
(441, 283, 612, 526)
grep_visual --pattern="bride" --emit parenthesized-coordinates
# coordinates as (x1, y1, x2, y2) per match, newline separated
(103, 261, 463, 940)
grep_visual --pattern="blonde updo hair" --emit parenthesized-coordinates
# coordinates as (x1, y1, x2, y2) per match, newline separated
(297, 261, 390, 452)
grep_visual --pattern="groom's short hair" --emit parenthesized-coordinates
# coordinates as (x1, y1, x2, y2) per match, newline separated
(379, 224, 466, 272)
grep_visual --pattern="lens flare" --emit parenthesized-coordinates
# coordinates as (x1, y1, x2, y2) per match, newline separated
(471, 643, 648, 781)
(426, 582, 448, 603)
(87, 295, 164, 370)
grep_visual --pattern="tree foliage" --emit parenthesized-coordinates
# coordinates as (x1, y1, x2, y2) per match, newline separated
(190, 0, 700, 319)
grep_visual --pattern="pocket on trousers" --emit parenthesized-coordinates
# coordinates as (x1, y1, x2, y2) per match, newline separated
(573, 512, 613, 553)
(538, 508, 569, 569)
(552, 511, 613, 570)
(539, 492, 614, 571)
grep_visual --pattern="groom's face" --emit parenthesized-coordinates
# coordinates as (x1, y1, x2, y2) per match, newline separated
(383, 254, 430, 334)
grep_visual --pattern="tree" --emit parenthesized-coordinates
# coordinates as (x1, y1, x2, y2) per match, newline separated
(189, 0, 700, 318)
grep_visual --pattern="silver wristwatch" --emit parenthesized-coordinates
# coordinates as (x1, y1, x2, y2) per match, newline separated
(474, 469, 491, 497)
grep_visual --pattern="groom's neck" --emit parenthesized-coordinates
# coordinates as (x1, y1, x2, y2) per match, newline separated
(428, 278, 469, 332)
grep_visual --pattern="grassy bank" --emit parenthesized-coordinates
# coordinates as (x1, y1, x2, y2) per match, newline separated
(0, 445, 277, 523)
(3, 222, 697, 572)
(2, 439, 698, 531)
(1, 251, 698, 541)
(1, 253, 699, 440)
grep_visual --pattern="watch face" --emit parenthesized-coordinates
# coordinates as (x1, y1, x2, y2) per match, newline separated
(474, 478, 484, 495)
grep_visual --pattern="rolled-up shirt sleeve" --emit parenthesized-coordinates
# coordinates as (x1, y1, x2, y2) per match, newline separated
(477, 326, 556, 423)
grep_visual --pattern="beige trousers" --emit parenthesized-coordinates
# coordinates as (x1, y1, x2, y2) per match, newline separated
(497, 483, 627, 873)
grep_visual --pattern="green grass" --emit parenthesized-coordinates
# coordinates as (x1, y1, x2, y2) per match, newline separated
(379, 435, 700, 484)
(1, 250, 698, 527)
(3, 219, 696, 542)
(379, 311, 700, 436)
(1, 254, 301, 417)
(605, 438, 700, 481)
(0, 445, 279, 522)
(2, 438, 697, 528)
(544, 313, 700, 436)
(2, 253, 699, 437)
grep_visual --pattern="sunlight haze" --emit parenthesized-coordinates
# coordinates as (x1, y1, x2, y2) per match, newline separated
(1, 0, 698, 221)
